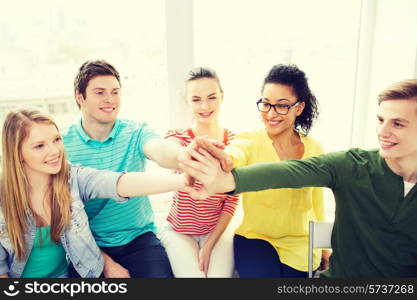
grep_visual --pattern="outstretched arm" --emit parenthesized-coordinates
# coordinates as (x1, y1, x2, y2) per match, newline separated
(73, 165, 192, 202)
(143, 138, 187, 170)
(180, 146, 338, 198)
(117, 171, 189, 198)
(143, 137, 231, 172)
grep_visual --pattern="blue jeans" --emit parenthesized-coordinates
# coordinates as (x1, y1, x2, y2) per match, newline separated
(101, 231, 173, 278)
(234, 234, 309, 278)
(68, 231, 173, 278)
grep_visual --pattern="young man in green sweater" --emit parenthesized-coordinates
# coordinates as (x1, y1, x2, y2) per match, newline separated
(181, 79, 417, 277)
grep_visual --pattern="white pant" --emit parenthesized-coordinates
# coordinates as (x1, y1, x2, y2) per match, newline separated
(160, 223, 235, 278)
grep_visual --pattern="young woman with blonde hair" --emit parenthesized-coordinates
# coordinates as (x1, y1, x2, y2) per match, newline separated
(0, 109, 190, 278)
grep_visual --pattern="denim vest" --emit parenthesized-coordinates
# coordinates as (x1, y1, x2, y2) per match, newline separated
(0, 164, 127, 278)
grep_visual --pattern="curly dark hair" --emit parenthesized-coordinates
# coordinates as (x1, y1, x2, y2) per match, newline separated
(262, 64, 318, 135)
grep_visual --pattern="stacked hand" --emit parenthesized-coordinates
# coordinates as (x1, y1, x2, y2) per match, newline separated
(178, 136, 236, 199)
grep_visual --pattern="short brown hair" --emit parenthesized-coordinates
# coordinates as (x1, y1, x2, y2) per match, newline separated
(378, 79, 417, 104)
(74, 60, 121, 108)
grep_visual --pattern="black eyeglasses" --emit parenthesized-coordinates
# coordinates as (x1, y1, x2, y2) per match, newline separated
(256, 99, 300, 115)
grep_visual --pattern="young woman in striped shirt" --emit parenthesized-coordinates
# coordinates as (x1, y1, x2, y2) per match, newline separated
(160, 67, 239, 277)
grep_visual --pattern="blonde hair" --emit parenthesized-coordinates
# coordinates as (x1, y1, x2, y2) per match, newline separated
(0, 109, 72, 260)
(378, 79, 417, 104)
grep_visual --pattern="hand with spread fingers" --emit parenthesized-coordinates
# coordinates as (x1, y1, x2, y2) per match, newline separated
(178, 138, 228, 188)
(193, 136, 234, 172)
(179, 146, 236, 200)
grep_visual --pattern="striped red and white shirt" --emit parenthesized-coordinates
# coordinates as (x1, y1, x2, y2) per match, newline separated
(165, 128, 239, 235)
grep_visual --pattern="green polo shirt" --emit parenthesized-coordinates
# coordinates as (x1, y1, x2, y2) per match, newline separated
(232, 148, 417, 277)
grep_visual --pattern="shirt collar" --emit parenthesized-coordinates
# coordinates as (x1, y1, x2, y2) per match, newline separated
(107, 119, 121, 141)
(76, 118, 121, 143)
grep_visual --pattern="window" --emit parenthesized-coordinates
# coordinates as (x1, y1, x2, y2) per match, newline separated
(193, 0, 362, 153)
(0, 0, 168, 132)
(193, 0, 365, 221)
(1, 0, 416, 220)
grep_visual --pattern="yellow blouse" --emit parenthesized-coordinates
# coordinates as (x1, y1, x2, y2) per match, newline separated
(226, 129, 325, 271)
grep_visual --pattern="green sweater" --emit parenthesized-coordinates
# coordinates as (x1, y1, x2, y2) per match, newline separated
(232, 148, 417, 277)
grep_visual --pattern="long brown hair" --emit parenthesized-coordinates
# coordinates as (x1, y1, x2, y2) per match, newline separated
(0, 109, 72, 259)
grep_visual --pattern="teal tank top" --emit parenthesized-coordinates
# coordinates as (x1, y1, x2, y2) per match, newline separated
(22, 226, 68, 278)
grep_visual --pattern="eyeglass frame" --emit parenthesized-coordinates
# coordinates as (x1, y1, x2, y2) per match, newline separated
(256, 99, 301, 115)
